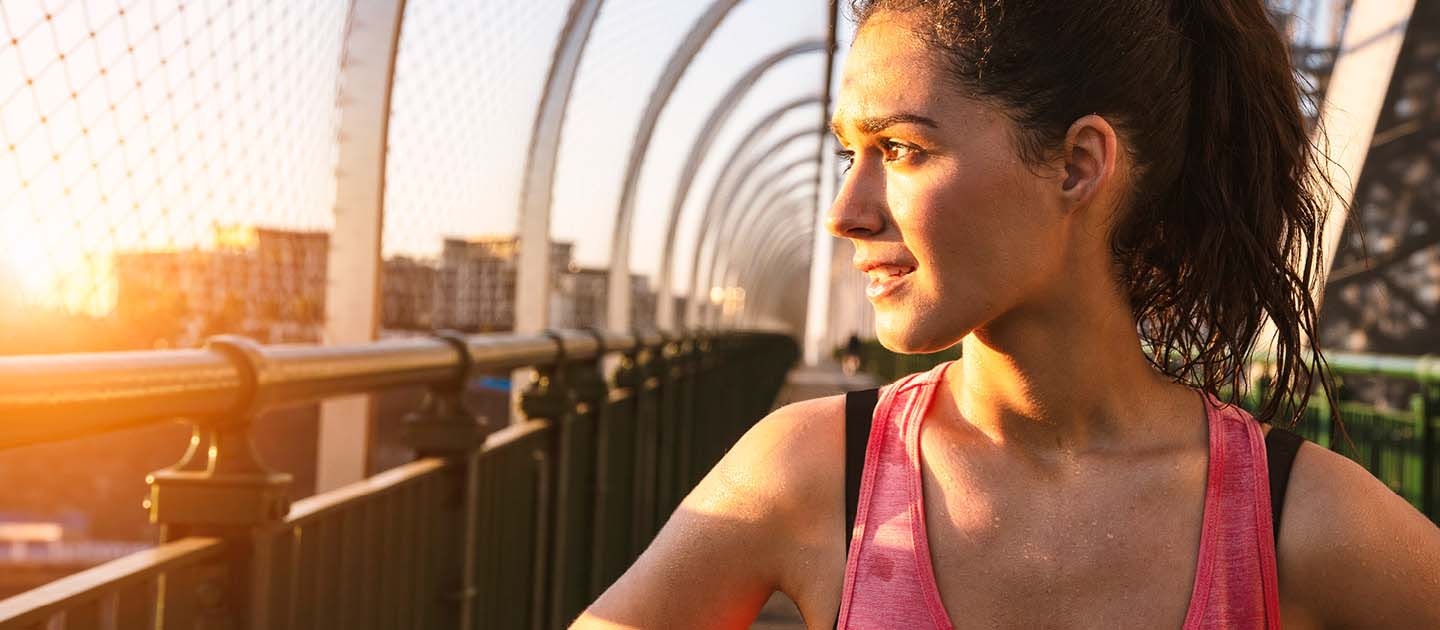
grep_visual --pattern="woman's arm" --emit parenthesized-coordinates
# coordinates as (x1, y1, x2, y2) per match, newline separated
(570, 396, 844, 629)
(1277, 441, 1440, 629)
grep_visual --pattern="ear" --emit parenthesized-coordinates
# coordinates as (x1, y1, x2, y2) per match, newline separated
(1059, 114, 1119, 212)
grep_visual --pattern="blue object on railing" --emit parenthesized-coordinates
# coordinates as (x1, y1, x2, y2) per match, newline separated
(476, 377, 510, 392)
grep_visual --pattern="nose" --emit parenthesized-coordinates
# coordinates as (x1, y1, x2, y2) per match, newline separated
(824, 161, 885, 239)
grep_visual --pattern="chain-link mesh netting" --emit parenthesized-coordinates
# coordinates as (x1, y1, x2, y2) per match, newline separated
(0, 1, 346, 353)
(380, 0, 569, 333)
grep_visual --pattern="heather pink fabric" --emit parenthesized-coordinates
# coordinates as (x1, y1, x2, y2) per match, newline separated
(836, 362, 1282, 629)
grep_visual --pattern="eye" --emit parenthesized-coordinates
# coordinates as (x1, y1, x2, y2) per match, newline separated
(881, 139, 917, 163)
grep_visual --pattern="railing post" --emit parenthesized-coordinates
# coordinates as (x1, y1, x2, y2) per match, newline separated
(558, 331, 608, 627)
(515, 341, 565, 630)
(673, 336, 698, 495)
(146, 335, 293, 629)
(651, 332, 680, 522)
(1416, 357, 1438, 520)
(612, 339, 652, 559)
(630, 332, 659, 546)
(401, 331, 488, 629)
(517, 331, 608, 629)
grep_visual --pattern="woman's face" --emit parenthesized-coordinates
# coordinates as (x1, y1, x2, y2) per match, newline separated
(828, 12, 1073, 354)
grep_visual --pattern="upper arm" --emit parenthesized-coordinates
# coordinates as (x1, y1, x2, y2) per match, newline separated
(571, 396, 844, 630)
(1276, 441, 1440, 629)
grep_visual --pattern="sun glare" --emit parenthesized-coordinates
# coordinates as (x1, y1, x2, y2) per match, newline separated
(2, 233, 60, 301)
(0, 224, 103, 313)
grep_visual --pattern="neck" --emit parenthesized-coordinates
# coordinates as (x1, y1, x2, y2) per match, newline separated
(946, 286, 1188, 458)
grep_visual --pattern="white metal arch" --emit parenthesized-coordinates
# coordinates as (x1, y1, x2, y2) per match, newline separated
(606, 0, 745, 330)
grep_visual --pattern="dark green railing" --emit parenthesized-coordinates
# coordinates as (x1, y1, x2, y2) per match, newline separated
(1248, 352, 1440, 521)
(847, 340, 1440, 523)
(0, 329, 799, 629)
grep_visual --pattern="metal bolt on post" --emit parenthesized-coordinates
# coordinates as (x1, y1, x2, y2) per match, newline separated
(146, 335, 293, 628)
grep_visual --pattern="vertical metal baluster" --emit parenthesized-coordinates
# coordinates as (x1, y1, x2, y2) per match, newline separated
(295, 524, 318, 629)
(98, 592, 119, 630)
(395, 483, 417, 627)
(316, 518, 339, 628)
(355, 500, 380, 630)
(378, 489, 402, 630)
(531, 444, 554, 630)
(1421, 380, 1438, 519)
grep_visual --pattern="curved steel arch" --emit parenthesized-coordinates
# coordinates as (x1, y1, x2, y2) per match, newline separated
(697, 190, 812, 327)
(730, 225, 814, 327)
(606, 0, 744, 330)
(702, 153, 814, 276)
(710, 203, 811, 327)
(688, 128, 823, 325)
(735, 229, 812, 313)
(322, 0, 409, 491)
(653, 77, 825, 327)
(732, 212, 813, 297)
(515, 0, 606, 332)
(747, 244, 814, 327)
(707, 186, 815, 312)
(666, 96, 820, 289)
(709, 189, 815, 321)
(656, 92, 823, 325)
(705, 174, 818, 302)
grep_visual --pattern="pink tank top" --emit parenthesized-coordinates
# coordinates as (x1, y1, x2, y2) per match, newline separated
(836, 362, 1282, 629)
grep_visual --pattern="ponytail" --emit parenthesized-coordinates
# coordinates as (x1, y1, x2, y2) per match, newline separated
(1135, 0, 1338, 426)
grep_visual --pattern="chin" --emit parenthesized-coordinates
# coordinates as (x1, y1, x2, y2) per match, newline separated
(873, 308, 964, 355)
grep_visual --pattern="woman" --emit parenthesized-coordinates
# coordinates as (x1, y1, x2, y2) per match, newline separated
(574, 1, 1440, 627)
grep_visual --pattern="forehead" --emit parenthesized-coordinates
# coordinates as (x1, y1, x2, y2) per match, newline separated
(833, 14, 955, 127)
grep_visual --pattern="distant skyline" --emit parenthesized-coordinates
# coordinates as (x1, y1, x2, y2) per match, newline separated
(0, 0, 845, 315)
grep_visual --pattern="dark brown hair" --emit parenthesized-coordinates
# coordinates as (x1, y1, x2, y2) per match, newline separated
(849, 0, 1338, 426)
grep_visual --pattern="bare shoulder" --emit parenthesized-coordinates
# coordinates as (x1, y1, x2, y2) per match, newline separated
(1271, 430, 1440, 628)
(695, 394, 847, 539)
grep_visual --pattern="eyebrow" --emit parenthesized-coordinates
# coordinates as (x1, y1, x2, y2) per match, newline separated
(830, 113, 940, 137)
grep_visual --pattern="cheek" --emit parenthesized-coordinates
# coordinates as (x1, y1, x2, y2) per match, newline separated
(894, 162, 1062, 298)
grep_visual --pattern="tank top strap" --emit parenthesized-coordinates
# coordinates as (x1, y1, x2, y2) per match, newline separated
(1182, 393, 1282, 629)
(838, 362, 955, 629)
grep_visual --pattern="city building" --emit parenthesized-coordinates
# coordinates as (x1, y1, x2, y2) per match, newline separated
(434, 236, 573, 332)
(381, 257, 438, 330)
(114, 226, 329, 345)
(557, 266, 659, 330)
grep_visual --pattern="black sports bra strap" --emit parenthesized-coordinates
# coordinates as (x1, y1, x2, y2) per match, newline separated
(1265, 427, 1304, 550)
(844, 388, 880, 556)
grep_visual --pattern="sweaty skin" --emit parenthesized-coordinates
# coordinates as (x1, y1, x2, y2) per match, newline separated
(571, 11, 1440, 629)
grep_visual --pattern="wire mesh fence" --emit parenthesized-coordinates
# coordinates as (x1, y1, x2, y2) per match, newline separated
(0, 0, 345, 353)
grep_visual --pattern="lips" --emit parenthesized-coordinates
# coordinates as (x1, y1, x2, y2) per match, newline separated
(858, 262, 916, 300)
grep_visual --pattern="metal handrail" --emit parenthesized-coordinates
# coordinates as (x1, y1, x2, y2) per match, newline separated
(0, 329, 676, 451)
(1251, 349, 1440, 384)
(0, 537, 227, 626)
